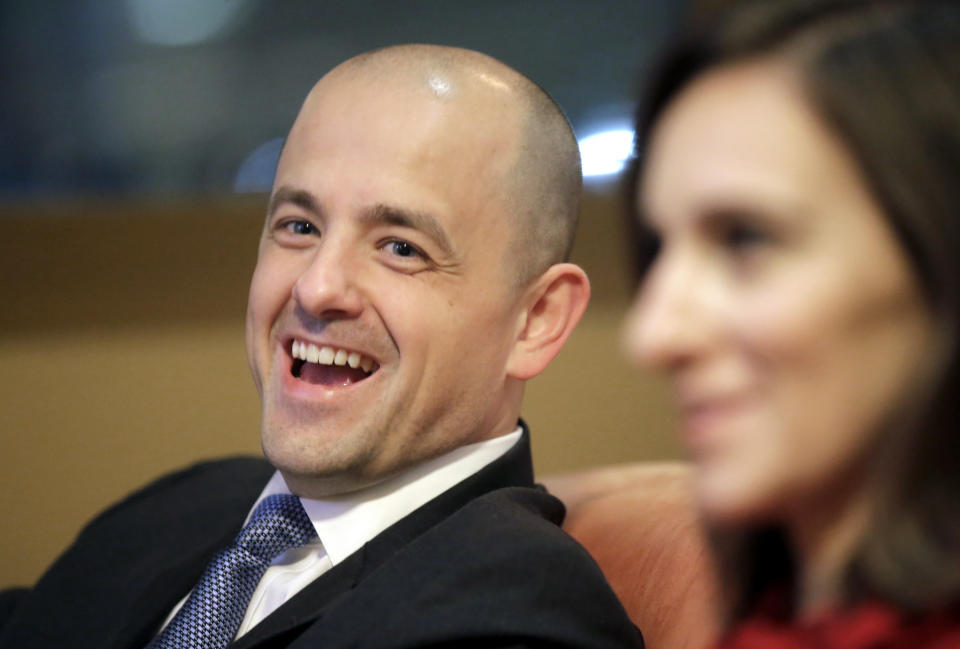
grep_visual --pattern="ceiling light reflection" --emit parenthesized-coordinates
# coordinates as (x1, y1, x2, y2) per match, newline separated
(579, 128, 635, 178)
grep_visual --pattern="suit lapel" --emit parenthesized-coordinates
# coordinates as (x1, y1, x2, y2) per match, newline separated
(229, 423, 537, 649)
(108, 523, 238, 649)
(228, 550, 363, 649)
(109, 461, 275, 649)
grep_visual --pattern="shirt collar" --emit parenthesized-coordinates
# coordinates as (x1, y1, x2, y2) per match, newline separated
(249, 427, 522, 565)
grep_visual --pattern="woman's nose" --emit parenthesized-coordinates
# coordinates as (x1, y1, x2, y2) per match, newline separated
(623, 249, 715, 372)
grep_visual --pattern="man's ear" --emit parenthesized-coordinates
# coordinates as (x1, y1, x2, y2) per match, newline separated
(506, 263, 590, 381)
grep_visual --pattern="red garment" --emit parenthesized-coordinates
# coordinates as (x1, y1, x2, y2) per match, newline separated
(715, 598, 960, 649)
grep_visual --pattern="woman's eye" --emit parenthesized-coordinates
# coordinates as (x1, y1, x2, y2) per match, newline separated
(722, 222, 769, 252)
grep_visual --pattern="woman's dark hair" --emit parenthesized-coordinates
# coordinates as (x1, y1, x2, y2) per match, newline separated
(630, 0, 960, 623)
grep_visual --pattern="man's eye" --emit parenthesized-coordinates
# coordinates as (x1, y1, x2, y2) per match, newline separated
(286, 220, 317, 236)
(388, 240, 421, 258)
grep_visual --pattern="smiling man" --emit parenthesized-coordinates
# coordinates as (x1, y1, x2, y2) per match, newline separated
(248, 47, 582, 500)
(0, 46, 641, 649)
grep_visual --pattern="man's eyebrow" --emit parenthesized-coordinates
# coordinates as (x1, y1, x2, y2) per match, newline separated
(267, 186, 321, 219)
(362, 204, 455, 258)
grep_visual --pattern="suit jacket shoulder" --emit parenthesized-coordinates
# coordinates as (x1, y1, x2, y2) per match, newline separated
(0, 457, 274, 649)
(262, 486, 642, 649)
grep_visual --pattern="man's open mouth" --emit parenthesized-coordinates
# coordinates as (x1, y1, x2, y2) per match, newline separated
(289, 339, 379, 387)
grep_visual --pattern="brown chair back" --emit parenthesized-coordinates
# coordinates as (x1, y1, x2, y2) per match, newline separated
(546, 463, 721, 649)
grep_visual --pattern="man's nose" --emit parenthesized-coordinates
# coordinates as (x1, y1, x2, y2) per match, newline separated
(623, 250, 714, 372)
(292, 242, 365, 321)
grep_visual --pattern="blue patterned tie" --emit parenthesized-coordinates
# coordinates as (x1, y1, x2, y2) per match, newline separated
(146, 493, 317, 649)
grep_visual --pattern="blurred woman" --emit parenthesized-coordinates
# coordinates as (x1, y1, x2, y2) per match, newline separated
(623, 0, 960, 646)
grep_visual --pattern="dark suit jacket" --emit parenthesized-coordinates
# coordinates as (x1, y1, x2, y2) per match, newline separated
(0, 428, 642, 649)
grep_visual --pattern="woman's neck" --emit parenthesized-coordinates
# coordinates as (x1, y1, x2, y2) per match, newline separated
(785, 475, 872, 621)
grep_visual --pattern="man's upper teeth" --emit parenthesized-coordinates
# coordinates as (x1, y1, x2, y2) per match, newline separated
(292, 340, 376, 374)
(291, 340, 374, 374)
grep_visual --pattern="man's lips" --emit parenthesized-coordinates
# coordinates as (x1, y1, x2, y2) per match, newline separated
(288, 338, 380, 387)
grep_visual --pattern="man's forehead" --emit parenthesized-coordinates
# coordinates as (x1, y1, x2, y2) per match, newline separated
(281, 66, 522, 188)
(273, 53, 527, 244)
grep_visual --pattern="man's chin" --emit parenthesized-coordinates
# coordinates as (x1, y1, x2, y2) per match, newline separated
(279, 468, 390, 498)
(261, 429, 375, 496)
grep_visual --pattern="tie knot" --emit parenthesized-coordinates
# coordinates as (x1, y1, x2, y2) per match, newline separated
(235, 493, 317, 562)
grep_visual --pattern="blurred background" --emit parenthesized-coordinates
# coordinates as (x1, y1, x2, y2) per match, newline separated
(0, 0, 698, 588)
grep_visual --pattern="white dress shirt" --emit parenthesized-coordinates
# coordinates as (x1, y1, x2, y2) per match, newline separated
(160, 427, 522, 639)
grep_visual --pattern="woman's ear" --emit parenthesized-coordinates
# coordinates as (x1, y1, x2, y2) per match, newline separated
(506, 263, 591, 381)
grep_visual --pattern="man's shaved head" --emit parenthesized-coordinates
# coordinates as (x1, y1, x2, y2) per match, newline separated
(299, 44, 582, 286)
(251, 43, 591, 495)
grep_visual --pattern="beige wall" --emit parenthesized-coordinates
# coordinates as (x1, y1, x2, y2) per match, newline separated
(0, 191, 679, 589)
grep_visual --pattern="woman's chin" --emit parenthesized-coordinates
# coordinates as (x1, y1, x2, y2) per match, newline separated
(694, 467, 779, 528)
